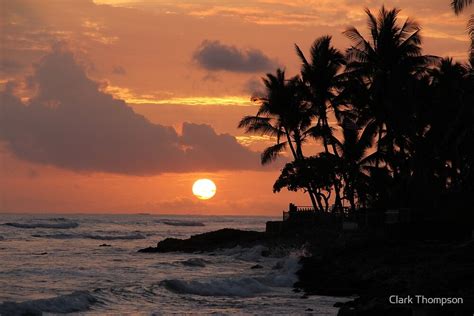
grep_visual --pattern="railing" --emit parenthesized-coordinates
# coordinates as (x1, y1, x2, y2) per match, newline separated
(282, 205, 354, 221)
(283, 205, 317, 221)
(296, 206, 316, 212)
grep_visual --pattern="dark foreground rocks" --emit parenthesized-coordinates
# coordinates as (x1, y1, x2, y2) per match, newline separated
(295, 232, 474, 316)
(138, 228, 266, 253)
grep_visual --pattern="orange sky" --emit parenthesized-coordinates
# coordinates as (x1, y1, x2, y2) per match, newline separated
(0, 0, 471, 214)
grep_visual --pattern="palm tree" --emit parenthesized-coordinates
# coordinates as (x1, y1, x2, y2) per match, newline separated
(428, 58, 472, 190)
(343, 6, 435, 175)
(328, 118, 381, 211)
(294, 36, 346, 211)
(451, 0, 473, 72)
(238, 69, 322, 211)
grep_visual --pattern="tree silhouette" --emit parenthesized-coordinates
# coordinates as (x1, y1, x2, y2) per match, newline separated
(238, 69, 321, 211)
(239, 6, 474, 215)
(295, 36, 346, 211)
(343, 7, 434, 173)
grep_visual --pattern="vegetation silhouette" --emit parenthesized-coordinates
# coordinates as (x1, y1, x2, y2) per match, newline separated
(239, 5, 474, 213)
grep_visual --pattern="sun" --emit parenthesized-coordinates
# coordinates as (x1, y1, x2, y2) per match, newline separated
(192, 179, 216, 200)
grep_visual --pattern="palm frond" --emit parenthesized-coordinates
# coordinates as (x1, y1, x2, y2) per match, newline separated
(452, 0, 473, 14)
(358, 119, 378, 150)
(294, 44, 309, 67)
(359, 150, 385, 166)
(261, 142, 288, 165)
(238, 116, 281, 137)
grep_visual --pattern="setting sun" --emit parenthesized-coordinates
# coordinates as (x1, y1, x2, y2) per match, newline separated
(192, 179, 217, 200)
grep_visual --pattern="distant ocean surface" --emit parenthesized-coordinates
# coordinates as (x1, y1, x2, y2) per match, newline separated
(0, 214, 341, 315)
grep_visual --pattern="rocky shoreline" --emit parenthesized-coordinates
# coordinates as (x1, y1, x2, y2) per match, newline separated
(138, 228, 307, 256)
(138, 228, 266, 253)
(295, 232, 474, 316)
(139, 227, 474, 315)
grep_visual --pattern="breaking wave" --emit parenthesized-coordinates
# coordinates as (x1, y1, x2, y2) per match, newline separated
(32, 232, 146, 240)
(162, 255, 301, 297)
(3, 221, 79, 229)
(0, 291, 97, 315)
(160, 277, 269, 297)
(218, 245, 269, 261)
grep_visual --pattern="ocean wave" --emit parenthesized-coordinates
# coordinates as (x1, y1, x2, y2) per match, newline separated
(160, 277, 269, 297)
(32, 232, 146, 240)
(217, 245, 268, 261)
(155, 219, 205, 227)
(260, 256, 300, 287)
(3, 221, 79, 229)
(0, 291, 97, 315)
(180, 258, 208, 267)
(162, 255, 300, 298)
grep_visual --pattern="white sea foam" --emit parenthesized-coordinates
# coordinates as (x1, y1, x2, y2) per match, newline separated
(162, 253, 301, 297)
(4, 221, 79, 229)
(0, 291, 97, 315)
(260, 256, 300, 287)
(32, 232, 146, 240)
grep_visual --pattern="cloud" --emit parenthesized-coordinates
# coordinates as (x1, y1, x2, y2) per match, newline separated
(193, 40, 277, 73)
(243, 77, 265, 97)
(0, 58, 24, 75)
(0, 47, 263, 175)
(112, 65, 126, 75)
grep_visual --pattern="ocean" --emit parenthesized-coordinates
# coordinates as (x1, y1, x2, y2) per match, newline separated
(0, 214, 342, 315)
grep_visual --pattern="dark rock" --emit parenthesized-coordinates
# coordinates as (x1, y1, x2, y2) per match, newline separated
(99, 244, 111, 247)
(138, 229, 265, 253)
(251, 264, 263, 269)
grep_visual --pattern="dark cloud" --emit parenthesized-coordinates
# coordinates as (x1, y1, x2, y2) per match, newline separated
(0, 48, 262, 175)
(243, 77, 265, 97)
(0, 58, 24, 75)
(193, 40, 277, 73)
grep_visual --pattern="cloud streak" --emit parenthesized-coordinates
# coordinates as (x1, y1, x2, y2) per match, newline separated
(0, 48, 262, 175)
(193, 40, 277, 73)
(103, 84, 253, 106)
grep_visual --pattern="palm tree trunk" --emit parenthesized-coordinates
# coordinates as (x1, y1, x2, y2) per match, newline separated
(376, 123, 383, 168)
(322, 116, 344, 212)
(284, 129, 321, 212)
